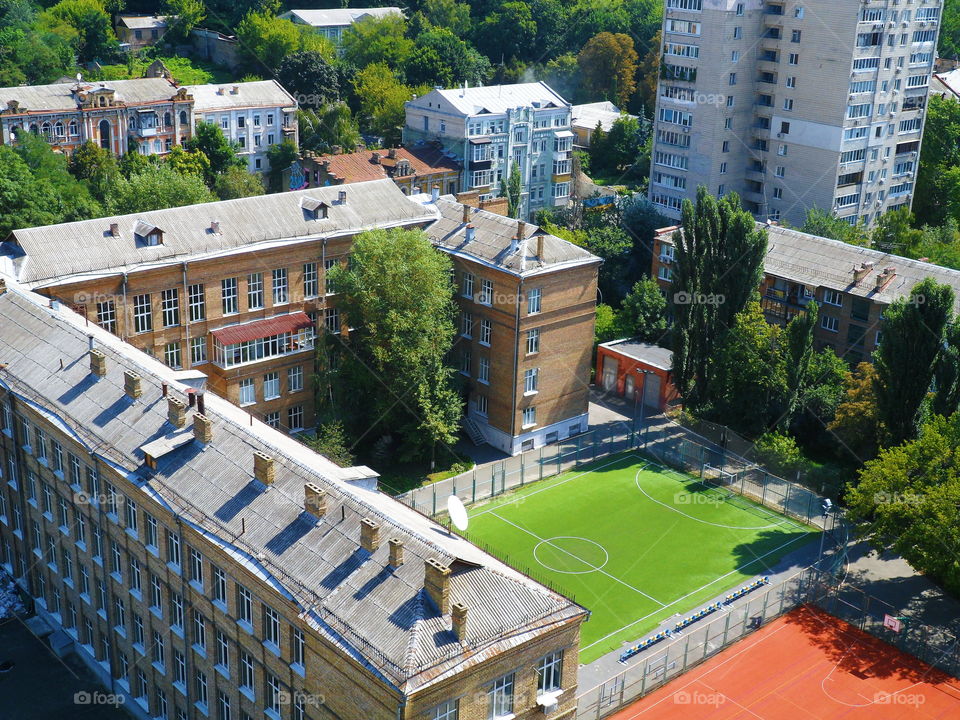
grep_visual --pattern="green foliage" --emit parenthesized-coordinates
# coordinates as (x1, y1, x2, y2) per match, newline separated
(341, 13, 413, 71)
(791, 348, 849, 447)
(594, 303, 619, 344)
(107, 164, 216, 214)
(303, 421, 355, 468)
(544, 220, 633, 302)
(420, 0, 471, 35)
(67, 139, 118, 202)
(235, 11, 333, 74)
(91, 55, 227, 85)
(500, 160, 522, 218)
(828, 362, 882, 463)
(276, 51, 339, 108)
(325, 228, 462, 461)
(846, 413, 960, 595)
(39, 0, 117, 63)
(589, 113, 648, 180)
(352, 62, 417, 144)
(405, 25, 492, 88)
(298, 103, 361, 154)
(780, 301, 818, 430)
(213, 166, 265, 200)
(184, 122, 243, 181)
(753, 432, 805, 478)
(616, 278, 667, 343)
(265, 139, 298, 192)
(870, 207, 921, 254)
(538, 52, 580, 101)
(578, 32, 639, 106)
(874, 278, 956, 447)
(472, 1, 537, 63)
(162, 0, 205, 43)
(914, 94, 960, 227)
(939, 1, 960, 62)
(164, 145, 211, 179)
(798, 206, 870, 246)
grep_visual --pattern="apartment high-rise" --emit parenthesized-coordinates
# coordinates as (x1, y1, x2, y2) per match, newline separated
(650, 0, 941, 227)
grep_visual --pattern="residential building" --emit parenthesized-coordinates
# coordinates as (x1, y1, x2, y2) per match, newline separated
(403, 83, 575, 218)
(570, 101, 636, 147)
(301, 143, 461, 196)
(650, 0, 941, 226)
(0, 76, 194, 156)
(186, 81, 298, 173)
(0, 279, 586, 720)
(931, 67, 960, 100)
(652, 222, 960, 365)
(428, 198, 601, 454)
(115, 15, 172, 51)
(0, 180, 437, 433)
(596, 341, 680, 412)
(279, 7, 402, 48)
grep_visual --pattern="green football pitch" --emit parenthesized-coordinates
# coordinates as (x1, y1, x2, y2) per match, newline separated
(464, 453, 818, 663)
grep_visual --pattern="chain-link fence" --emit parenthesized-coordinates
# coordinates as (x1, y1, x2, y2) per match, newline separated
(396, 415, 834, 529)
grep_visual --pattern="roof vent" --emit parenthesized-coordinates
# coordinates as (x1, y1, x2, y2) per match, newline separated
(89, 348, 107, 378)
(360, 517, 381, 552)
(388, 538, 404, 567)
(193, 413, 212, 443)
(876, 266, 897, 291)
(372, 151, 381, 164)
(231, 85, 239, 94)
(424, 558, 451, 614)
(216, 87, 224, 95)
(109, 223, 120, 237)
(167, 397, 186, 428)
(304, 483, 327, 517)
(431, 184, 440, 202)
(465, 224, 476, 242)
(338, 190, 347, 205)
(123, 370, 142, 399)
(452, 602, 468, 642)
(253, 451, 275, 485)
(210, 220, 221, 234)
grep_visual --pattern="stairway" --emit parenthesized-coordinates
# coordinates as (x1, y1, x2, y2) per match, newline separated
(462, 417, 487, 446)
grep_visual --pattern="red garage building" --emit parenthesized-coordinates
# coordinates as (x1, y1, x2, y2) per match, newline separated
(596, 339, 680, 412)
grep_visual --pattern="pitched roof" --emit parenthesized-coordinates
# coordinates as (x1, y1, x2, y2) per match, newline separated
(210, 312, 313, 345)
(116, 15, 169, 30)
(0, 284, 584, 692)
(281, 7, 402, 27)
(0, 77, 180, 114)
(422, 82, 570, 117)
(657, 223, 960, 312)
(1, 179, 438, 287)
(312, 144, 460, 184)
(187, 80, 296, 111)
(424, 196, 601, 277)
(571, 101, 635, 133)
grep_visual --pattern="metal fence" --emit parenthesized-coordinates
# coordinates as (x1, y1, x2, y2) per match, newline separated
(575, 565, 960, 719)
(397, 415, 834, 529)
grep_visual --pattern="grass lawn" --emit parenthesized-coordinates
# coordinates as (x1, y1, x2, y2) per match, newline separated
(90, 56, 234, 85)
(464, 453, 817, 663)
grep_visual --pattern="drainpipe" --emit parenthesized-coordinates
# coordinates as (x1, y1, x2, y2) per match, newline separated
(181, 262, 191, 368)
(510, 277, 523, 450)
(120, 272, 129, 342)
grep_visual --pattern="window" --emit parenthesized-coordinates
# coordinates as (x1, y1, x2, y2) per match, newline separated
(150, 574, 162, 612)
(190, 336, 207, 365)
(161, 289, 180, 327)
(193, 610, 206, 650)
(791, 29, 801, 43)
(265, 412, 280, 428)
(522, 407, 536, 428)
(461, 312, 473, 338)
(272, 269, 288, 304)
(783, 98, 794, 111)
(476, 394, 488, 416)
(488, 673, 515, 719)
(288, 366, 303, 393)
(288, 406, 303, 432)
(324, 307, 340, 334)
(218, 692, 231, 720)
(479, 318, 492, 346)
(788, 53, 799, 65)
(188, 284, 205, 322)
(238, 379, 255, 407)
(303, 263, 318, 298)
(822, 289, 843, 307)
(164, 342, 182, 369)
(537, 651, 564, 692)
(133, 294, 152, 333)
(189, 548, 203, 587)
(527, 288, 542, 314)
(479, 279, 493, 305)
(221, 278, 238, 315)
(821, 315, 839, 333)
(462, 272, 475, 299)
(167, 530, 182, 568)
(478, 356, 490, 383)
(263, 372, 280, 401)
(524, 368, 539, 394)
(195, 670, 208, 709)
(431, 700, 458, 720)
(292, 628, 305, 667)
(96, 301, 116, 333)
(526, 328, 540, 354)
(266, 674, 282, 714)
(174, 649, 186, 686)
(324, 258, 339, 294)
(247, 273, 264, 310)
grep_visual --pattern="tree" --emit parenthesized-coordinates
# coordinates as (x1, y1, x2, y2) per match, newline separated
(39, 0, 118, 63)
(298, 103, 361, 154)
(792, 348, 849, 447)
(0, 146, 66, 235)
(421, 0, 471, 35)
(405, 26, 492, 88)
(874, 278, 955, 447)
(164, 145, 211, 179)
(913, 94, 960, 227)
(616, 278, 667, 343)
(799, 206, 870, 247)
(933, 321, 960, 418)
(942, 1, 960, 59)
(870, 207, 922, 255)
(780, 302, 818, 429)
(213, 166, 264, 200)
(578, 32, 639, 106)
(162, 0, 205, 44)
(108, 164, 216, 214)
(671, 187, 768, 407)
(302, 421, 355, 468)
(341, 13, 413, 71)
(184, 122, 243, 181)
(500, 160, 522, 218)
(67, 140, 119, 202)
(594, 303, 619, 344)
(265, 139, 298, 192)
(589, 113, 644, 178)
(828, 362, 882, 462)
(327, 228, 461, 461)
(276, 51, 339, 109)
(846, 413, 960, 595)
(8, 134, 102, 223)
(472, 2, 537, 64)
(544, 221, 633, 303)
(634, 29, 660, 113)
(352, 63, 415, 144)
(540, 53, 580, 102)
(235, 12, 332, 74)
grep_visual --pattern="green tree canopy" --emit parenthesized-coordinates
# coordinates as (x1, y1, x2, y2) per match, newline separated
(162, 0, 205, 43)
(213, 165, 265, 200)
(184, 122, 243, 181)
(298, 103, 361, 155)
(913, 94, 960, 227)
(39, 0, 117, 63)
(500, 160, 522, 218)
(472, 2, 536, 64)
(352, 62, 418, 144)
(265, 139, 298, 192)
(276, 50, 339, 108)
(577, 32, 639, 106)
(616, 278, 667, 344)
(235, 11, 333, 74)
(341, 13, 413, 71)
(108, 164, 216, 214)
(799, 206, 870, 247)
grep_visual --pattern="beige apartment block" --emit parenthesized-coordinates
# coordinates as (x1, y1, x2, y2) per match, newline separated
(651, 0, 941, 227)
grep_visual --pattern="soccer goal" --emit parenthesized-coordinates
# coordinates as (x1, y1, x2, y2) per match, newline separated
(701, 465, 737, 494)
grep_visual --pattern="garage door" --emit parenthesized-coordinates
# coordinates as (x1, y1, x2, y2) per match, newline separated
(602, 357, 618, 391)
(643, 373, 661, 410)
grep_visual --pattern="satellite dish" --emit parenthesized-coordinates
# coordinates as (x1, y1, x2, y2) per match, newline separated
(447, 495, 469, 532)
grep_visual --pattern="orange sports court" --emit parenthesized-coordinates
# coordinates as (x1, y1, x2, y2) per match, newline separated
(610, 605, 960, 719)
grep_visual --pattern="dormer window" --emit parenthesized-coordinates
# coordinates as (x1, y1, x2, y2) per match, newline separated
(134, 220, 163, 246)
(299, 197, 329, 220)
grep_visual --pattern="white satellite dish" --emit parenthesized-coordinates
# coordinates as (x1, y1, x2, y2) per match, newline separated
(447, 495, 469, 532)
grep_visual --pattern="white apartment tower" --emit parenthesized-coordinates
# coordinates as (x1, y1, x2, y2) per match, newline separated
(650, 0, 942, 227)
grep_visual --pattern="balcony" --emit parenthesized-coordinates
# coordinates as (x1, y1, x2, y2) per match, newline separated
(211, 313, 316, 369)
(762, 293, 810, 326)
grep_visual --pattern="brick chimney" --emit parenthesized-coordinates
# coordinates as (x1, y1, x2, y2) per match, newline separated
(876, 267, 897, 291)
(338, 190, 347, 205)
(109, 223, 120, 237)
(451, 602, 467, 642)
(372, 152, 381, 164)
(167, 397, 186, 428)
(388, 147, 397, 159)
(517, 220, 526, 238)
(388, 538, 404, 568)
(193, 413, 212, 443)
(537, 233, 545, 260)
(123, 370, 142, 399)
(424, 558, 451, 614)
(360, 518, 381, 552)
(304, 483, 327, 517)
(852, 261, 874, 284)
(462, 204, 472, 223)
(89, 349, 107, 378)
(253, 451, 275, 485)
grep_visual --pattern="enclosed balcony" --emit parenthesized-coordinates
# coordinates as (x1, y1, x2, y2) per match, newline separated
(211, 312, 316, 369)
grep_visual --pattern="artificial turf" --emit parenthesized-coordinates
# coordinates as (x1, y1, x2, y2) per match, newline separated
(464, 452, 818, 663)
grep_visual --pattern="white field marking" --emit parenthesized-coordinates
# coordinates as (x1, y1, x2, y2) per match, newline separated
(579, 531, 814, 653)
(641, 459, 807, 531)
(467, 454, 638, 520)
(819, 641, 929, 708)
(633, 467, 792, 531)
(533, 536, 610, 575)
(488, 511, 667, 607)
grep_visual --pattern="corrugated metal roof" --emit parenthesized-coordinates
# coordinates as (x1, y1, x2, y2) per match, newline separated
(424, 196, 601, 277)
(571, 102, 634, 133)
(116, 15, 169, 29)
(601, 340, 673, 371)
(0, 77, 180, 114)
(281, 7, 401, 27)
(3, 179, 438, 286)
(211, 312, 312, 345)
(658, 223, 960, 312)
(187, 80, 296, 111)
(423, 82, 570, 116)
(0, 286, 584, 692)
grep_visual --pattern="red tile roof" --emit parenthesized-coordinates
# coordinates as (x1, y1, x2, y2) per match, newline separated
(211, 312, 313, 345)
(314, 145, 460, 184)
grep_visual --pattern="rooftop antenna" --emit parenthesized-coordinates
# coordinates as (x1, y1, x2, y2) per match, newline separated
(447, 495, 468, 536)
